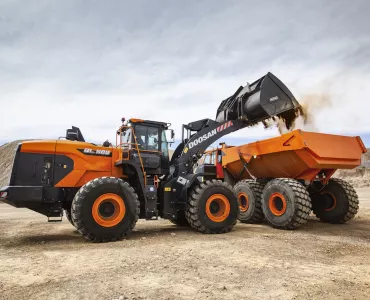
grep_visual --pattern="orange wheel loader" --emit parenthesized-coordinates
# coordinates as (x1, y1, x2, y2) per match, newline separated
(0, 72, 304, 242)
(195, 131, 366, 230)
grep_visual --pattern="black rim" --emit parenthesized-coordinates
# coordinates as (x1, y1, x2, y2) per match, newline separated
(239, 195, 247, 208)
(323, 194, 335, 210)
(210, 201, 220, 215)
(273, 197, 284, 211)
(99, 201, 116, 218)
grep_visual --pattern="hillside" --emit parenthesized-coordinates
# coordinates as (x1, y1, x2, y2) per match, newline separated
(0, 141, 24, 187)
(0, 141, 368, 188)
(332, 148, 370, 187)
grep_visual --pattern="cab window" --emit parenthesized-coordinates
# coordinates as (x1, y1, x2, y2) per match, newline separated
(121, 128, 132, 149)
(161, 130, 169, 159)
(211, 151, 216, 164)
(147, 127, 159, 151)
(134, 125, 159, 151)
(204, 154, 211, 164)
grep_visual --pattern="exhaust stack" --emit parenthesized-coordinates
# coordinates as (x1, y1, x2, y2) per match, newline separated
(216, 72, 301, 127)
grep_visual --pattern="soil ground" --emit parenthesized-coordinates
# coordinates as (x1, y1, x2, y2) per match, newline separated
(1, 188, 370, 300)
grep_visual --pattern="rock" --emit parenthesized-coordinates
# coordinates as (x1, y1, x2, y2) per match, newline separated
(171, 233, 176, 237)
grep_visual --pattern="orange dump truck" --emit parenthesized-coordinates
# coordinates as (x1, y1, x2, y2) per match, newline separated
(196, 129, 366, 230)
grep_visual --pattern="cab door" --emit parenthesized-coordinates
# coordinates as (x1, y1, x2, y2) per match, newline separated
(215, 149, 224, 179)
(132, 124, 162, 174)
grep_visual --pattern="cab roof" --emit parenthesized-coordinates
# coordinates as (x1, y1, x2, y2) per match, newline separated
(129, 118, 170, 129)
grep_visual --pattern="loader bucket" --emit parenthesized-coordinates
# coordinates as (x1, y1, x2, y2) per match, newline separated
(216, 72, 301, 127)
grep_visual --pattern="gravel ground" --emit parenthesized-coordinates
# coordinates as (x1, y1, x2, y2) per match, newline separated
(1, 188, 370, 300)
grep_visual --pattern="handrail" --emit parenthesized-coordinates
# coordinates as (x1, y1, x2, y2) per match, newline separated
(131, 129, 147, 186)
(116, 125, 147, 186)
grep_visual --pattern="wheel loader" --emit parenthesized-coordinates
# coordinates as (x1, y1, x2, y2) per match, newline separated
(0, 72, 306, 242)
(195, 131, 366, 229)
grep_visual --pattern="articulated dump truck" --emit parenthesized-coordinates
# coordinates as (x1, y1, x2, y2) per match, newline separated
(196, 130, 366, 229)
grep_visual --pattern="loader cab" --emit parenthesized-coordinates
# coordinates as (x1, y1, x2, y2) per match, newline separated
(118, 118, 174, 175)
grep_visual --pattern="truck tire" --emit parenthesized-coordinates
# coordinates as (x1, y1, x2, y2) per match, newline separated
(169, 211, 189, 226)
(185, 179, 238, 234)
(311, 178, 359, 224)
(71, 177, 140, 242)
(233, 179, 264, 223)
(261, 178, 311, 230)
(64, 208, 75, 227)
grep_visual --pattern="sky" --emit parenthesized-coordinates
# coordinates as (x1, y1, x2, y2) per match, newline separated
(1, 0, 370, 149)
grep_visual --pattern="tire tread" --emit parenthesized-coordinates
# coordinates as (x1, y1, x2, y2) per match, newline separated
(185, 179, 237, 234)
(71, 177, 140, 242)
(313, 178, 359, 224)
(263, 178, 312, 230)
(234, 179, 265, 223)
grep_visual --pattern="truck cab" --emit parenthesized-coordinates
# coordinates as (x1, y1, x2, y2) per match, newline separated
(195, 143, 234, 180)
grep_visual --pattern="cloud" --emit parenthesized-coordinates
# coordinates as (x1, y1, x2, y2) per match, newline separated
(1, 0, 370, 146)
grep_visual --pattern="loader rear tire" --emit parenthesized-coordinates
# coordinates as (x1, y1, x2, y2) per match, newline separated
(71, 177, 140, 243)
(64, 208, 75, 227)
(262, 178, 312, 230)
(311, 178, 359, 224)
(185, 180, 238, 234)
(234, 179, 264, 223)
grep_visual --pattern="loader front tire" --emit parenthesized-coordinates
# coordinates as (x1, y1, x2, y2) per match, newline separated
(64, 208, 75, 227)
(311, 178, 359, 224)
(262, 178, 312, 230)
(185, 180, 238, 234)
(234, 179, 264, 223)
(71, 177, 140, 242)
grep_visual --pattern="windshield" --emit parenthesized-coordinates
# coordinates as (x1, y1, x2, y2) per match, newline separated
(135, 125, 159, 151)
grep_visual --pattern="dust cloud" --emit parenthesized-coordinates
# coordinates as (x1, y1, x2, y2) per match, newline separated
(263, 93, 332, 135)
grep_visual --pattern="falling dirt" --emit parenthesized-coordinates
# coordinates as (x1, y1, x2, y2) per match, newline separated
(263, 93, 332, 135)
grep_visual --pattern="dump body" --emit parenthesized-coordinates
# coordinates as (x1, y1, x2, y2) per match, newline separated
(222, 130, 367, 182)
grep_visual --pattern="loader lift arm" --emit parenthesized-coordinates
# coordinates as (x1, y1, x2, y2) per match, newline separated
(162, 72, 302, 220)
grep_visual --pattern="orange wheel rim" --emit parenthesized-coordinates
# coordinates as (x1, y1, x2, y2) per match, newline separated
(269, 192, 287, 216)
(205, 194, 230, 222)
(92, 193, 126, 227)
(322, 191, 337, 212)
(238, 192, 249, 212)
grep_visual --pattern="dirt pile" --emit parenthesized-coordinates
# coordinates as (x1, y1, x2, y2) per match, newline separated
(332, 149, 370, 187)
(0, 141, 25, 187)
(334, 168, 370, 188)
